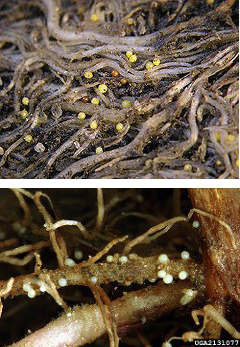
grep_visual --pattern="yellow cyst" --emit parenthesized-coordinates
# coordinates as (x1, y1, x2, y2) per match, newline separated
(146, 61, 154, 69)
(116, 123, 124, 132)
(153, 58, 161, 66)
(126, 51, 133, 58)
(122, 100, 131, 108)
(127, 18, 134, 25)
(22, 97, 29, 105)
(145, 159, 152, 167)
(184, 164, 192, 172)
(98, 84, 108, 93)
(24, 135, 33, 143)
(215, 132, 221, 142)
(78, 112, 86, 120)
(0, 146, 4, 156)
(90, 120, 98, 129)
(21, 109, 28, 119)
(84, 71, 93, 79)
(95, 147, 103, 154)
(227, 134, 235, 142)
(236, 159, 239, 167)
(216, 160, 222, 166)
(129, 54, 137, 63)
(91, 98, 100, 105)
(90, 14, 98, 21)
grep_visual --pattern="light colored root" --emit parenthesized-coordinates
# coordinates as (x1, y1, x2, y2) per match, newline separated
(191, 304, 240, 339)
(96, 188, 105, 232)
(0, 238, 18, 249)
(0, 277, 14, 318)
(34, 191, 88, 268)
(87, 235, 128, 264)
(147, 223, 175, 243)
(34, 191, 55, 225)
(11, 189, 32, 224)
(0, 241, 49, 266)
(181, 331, 202, 342)
(97, 285, 119, 347)
(39, 273, 68, 310)
(44, 219, 90, 239)
(188, 208, 237, 249)
(123, 216, 187, 254)
(56, 234, 68, 259)
(34, 252, 42, 273)
(89, 283, 119, 347)
(203, 304, 240, 339)
(0, 241, 49, 259)
(12, 189, 34, 200)
(49, 231, 65, 268)
(191, 308, 209, 335)
(0, 253, 35, 266)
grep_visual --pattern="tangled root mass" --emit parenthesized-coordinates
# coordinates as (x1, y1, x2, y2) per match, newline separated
(0, 0, 238, 178)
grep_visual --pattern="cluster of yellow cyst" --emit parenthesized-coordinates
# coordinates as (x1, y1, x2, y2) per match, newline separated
(125, 51, 161, 68)
(126, 51, 137, 63)
(145, 58, 161, 69)
(20, 96, 30, 119)
(214, 132, 238, 167)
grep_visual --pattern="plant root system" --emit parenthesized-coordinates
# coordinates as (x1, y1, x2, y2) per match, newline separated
(0, 0, 238, 178)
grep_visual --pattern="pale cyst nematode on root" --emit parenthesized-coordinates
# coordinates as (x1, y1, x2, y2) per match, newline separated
(0, 188, 240, 346)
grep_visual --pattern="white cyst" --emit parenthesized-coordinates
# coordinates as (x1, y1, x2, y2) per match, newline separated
(106, 255, 113, 263)
(91, 276, 97, 284)
(40, 285, 47, 292)
(157, 270, 167, 279)
(178, 271, 188, 280)
(158, 254, 169, 263)
(74, 250, 83, 260)
(192, 220, 200, 228)
(119, 255, 128, 264)
(181, 251, 190, 260)
(163, 274, 173, 284)
(149, 278, 156, 283)
(23, 283, 31, 292)
(58, 278, 67, 287)
(64, 258, 76, 267)
(28, 289, 36, 299)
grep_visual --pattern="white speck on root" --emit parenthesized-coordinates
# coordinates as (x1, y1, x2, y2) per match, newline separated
(181, 251, 190, 260)
(27, 289, 36, 298)
(64, 258, 76, 267)
(91, 276, 97, 283)
(157, 270, 167, 278)
(119, 255, 128, 264)
(58, 278, 67, 287)
(178, 271, 189, 280)
(158, 254, 169, 263)
(163, 274, 173, 284)
(74, 250, 83, 260)
(23, 283, 31, 292)
(106, 255, 113, 262)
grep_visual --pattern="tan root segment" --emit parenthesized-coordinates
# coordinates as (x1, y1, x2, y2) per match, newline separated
(9, 280, 202, 347)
